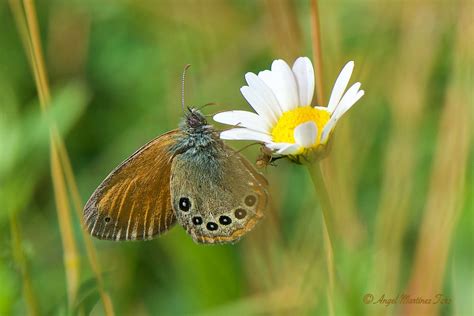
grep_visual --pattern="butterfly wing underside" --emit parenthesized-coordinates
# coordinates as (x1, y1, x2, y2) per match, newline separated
(83, 130, 181, 241)
(170, 145, 269, 244)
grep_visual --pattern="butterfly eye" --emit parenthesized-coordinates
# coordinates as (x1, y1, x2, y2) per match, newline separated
(244, 195, 257, 207)
(219, 216, 232, 225)
(104, 216, 111, 223)
(206, 222, 218, 231)
(179, 197, 191, 212)
(235, 208, 247, 219)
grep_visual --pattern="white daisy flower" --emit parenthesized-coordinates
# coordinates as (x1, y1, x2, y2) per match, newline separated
(213, 57, 364, 160)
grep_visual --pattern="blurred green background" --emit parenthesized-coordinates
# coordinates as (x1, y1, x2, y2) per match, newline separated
(0, 0, 472, 315)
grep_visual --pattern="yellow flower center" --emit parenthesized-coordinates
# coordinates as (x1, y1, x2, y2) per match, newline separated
(271, 106, 330, 145)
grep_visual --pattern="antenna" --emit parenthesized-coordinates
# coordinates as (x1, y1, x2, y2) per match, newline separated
(197, 102, 218, 111)
(181, 64, 191, 112)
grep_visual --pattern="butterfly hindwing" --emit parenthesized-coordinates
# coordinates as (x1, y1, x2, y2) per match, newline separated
(83, 130, 181, 241)
(170, 144, 269, 244)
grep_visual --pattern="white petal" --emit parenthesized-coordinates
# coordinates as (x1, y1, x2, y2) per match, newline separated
(333, 83, 362, 119)
(220, 128, 272, 143)
(257, 70, 286, 115)
(335, 89, 364, 120)
(292, 57, 315, 106)
(321, 89, 364, 144)
(245, 72, 282, 119)
(266, 142, 295, 151)
(294, 121, 318, 147)
(276, 144, 301, 155)
(266, 142, 301, 155)
(241, 86, 278, 125)
(258, 60, 299, 112)
(321, 119, 336, 144)
(327, 61, 354, 113)
(213, 110, 271, 133)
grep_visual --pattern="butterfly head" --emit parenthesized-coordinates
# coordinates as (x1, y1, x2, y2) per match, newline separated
(184, 107, 208, 129)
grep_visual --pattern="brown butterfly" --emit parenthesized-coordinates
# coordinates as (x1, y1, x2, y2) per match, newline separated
(83, 71, 269, 244)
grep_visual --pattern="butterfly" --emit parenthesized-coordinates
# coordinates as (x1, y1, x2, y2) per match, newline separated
(83, 106, 269, 244)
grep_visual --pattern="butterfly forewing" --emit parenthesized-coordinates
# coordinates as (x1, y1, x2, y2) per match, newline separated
(83, 130, 181, 241)
(170, 144, 269, 244)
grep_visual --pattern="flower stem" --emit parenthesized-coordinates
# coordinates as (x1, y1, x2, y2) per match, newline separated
(306, 162, 335, 315)
(307, 163, 335, 246)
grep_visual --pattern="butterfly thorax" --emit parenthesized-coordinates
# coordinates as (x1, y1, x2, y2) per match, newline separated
(169, 108, 225, 180)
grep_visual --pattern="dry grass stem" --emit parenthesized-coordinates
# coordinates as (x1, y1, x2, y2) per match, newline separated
(309, 2, 335, 314)
(310, 0, 325, 106)
(9, 0, 115, 313)
(55, 132, 115, 316)
(50, 139, 80, 305)
(264, 0, 302, 61)
(403, 4, 472, 314)
(372, 3, 441, 311)
(9, 213, 40, 316)
(21, 0, 81, 306)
